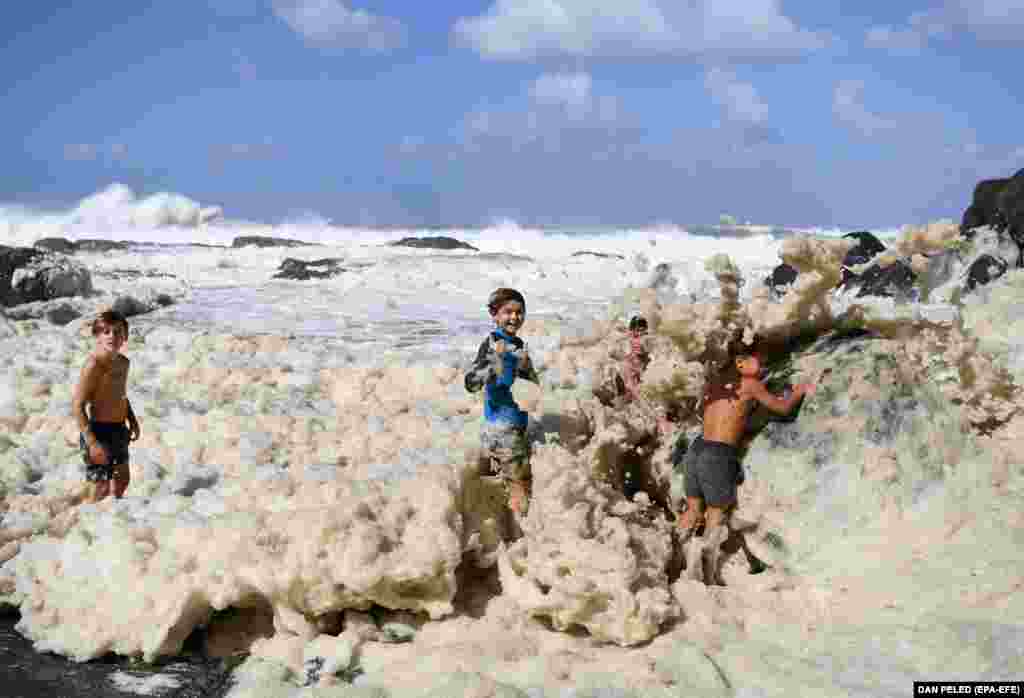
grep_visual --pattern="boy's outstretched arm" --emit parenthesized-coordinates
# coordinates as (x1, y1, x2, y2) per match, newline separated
(749, 380, 815, 415)
(465, 337, 495, 393)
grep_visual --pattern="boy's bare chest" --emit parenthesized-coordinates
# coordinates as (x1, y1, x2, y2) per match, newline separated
(96, 361, 128, 398)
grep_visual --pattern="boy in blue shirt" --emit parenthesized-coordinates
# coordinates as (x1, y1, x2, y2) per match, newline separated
(465, 288, 539, 516)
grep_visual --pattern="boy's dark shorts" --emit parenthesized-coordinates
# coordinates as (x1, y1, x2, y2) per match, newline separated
(480, 420, 531, 483)
(80, 422, 130, 482)
(683, 436, 744, 508)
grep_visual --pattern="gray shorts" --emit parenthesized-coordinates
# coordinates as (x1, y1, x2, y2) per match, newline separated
(683, 436, 744, 508)
(480, 420, 531, 483)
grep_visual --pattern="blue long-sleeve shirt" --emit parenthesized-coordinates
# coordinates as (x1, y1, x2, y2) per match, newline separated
(464, 328, 538, 427)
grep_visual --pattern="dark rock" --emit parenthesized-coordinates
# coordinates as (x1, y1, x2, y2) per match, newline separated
(842, 230, 886, 267)
(960, 205, 986, 237)
(996, 174, 1024, 265)
(44, 303, 81, 326)
(852, 260, 917, 299)
(34, 238, 77, 254)
(0, 247, 93, 307)
(272, 258, 347, 280)
(388, 236, 479, 251)
(964, 254, 1009, 293)
(571, 251, 625, 260)
(93, 268, 178, 280)
(74, 239, 132, 253)
(962, 178, 1011, 236)
(232, 236, 315, 249)
(765, 263, 798, 297)
(111, 296, 152, 318)
(0, 610, 237, 698)
(838, 231, 887, 286)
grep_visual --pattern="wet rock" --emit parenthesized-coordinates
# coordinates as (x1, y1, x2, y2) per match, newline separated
(272, 258, 347, 280)
(388, 236, 479, 251)
(232, 236, 315, 248)
(571, 250, 625, 260)
(44, 303, 81, 326)
(964, 254, 1009, 293)
(33, 237, 77, 254)
(0, 246, 93, 307)
(851, 259, 917, 299)
(840, 231, 887, 284)
(962, 177, 1012, 237)
(74, 240, 132, 253)
(764, 263, 798, 297)
(996, 173, 1024, 264)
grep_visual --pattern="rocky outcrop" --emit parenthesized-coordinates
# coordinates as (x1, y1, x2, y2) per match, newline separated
(996, 174, 1024, 262)
(272, 258, 347, 280)
(850, 259, 917, 299)
(964, 254, 1009, 293)
(571, 251, 625, 260)
(232, 236, 317, 249)
(840, 231, 887, 284)
(34, 239, 132, 254)
(765, 263, 798, 297)
(388, 237, 479, 252)
(962, 178, 1011, 236)
(0, 247, 93, 307)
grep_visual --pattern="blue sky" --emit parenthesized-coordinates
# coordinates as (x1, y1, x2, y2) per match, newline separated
(2, 1, 1022, 227)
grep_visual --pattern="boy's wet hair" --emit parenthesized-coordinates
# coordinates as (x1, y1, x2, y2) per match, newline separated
(92, 310, 129, 337)
(487, 288, 526, 316)
(628, 315, 648, 333)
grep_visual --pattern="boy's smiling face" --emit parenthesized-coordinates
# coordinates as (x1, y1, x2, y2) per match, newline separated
(492, 300, 524, 336)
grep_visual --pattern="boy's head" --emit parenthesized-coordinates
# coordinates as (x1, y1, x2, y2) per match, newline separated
(628, 315, 648, 336)
(92, 310, 128, 353)
(488, 288, 526, 336)
(727, 333, 764, 378)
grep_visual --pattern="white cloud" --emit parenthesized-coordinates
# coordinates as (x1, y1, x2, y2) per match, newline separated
(866, 1, 1024, 50)
(864, 25, 926, 53)
(704, 68, 769, 125)
(453, 0, 830, 61)
(529, 71, 593, 114)
(272, 0, 405, 51)
(63, 144, 128, 162)
(832, 80, 897, 137)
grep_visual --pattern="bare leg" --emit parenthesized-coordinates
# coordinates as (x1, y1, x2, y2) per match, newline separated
(677, 496, 705, 537)
(89, 480, 111, 504)
(112, 462, 130, 499)
(702, 504, 734, 585)
(508, 479, 530, 516)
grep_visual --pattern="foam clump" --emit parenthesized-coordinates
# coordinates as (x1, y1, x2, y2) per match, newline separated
(2, 465, 462, 661)
(499, 442, 677, 646)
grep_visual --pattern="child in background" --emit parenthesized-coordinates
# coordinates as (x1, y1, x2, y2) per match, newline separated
(465, 288, 539, 516)
(71, 310, 140, 503)
(621, 315, 650, 403)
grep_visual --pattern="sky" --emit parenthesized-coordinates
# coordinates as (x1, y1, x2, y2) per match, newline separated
(2, 1, 1023, 228)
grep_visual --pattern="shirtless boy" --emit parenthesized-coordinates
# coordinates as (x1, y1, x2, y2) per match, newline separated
(71, 310, 140, 503)
(678, 338, 814, 583)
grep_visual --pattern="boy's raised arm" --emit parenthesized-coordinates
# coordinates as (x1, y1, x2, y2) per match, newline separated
(749, 380, 814, 415)
(71, 357, 100, 439)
